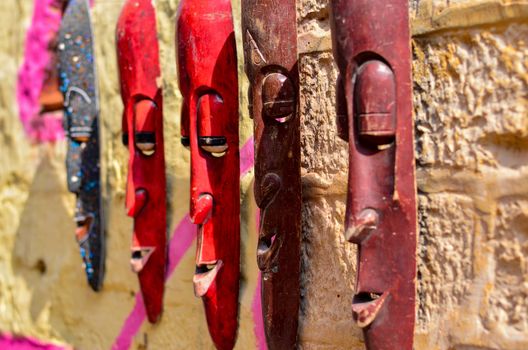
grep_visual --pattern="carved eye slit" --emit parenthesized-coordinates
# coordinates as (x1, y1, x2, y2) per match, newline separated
(69, 126, 93, 144)
(181, 136, 190, 150)
(197, 93, 228, 157)
(199, 136, 228, 157)
(64, 88, 94, 142)
(134, 99, 158, 156)
(135, 131, 156, 156)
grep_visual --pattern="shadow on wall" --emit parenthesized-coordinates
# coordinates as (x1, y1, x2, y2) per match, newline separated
(11, 148, 77, 327)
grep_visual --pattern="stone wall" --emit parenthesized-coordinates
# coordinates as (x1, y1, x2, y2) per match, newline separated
(298, 0, 528, 349)
(0, 0, 526, 349)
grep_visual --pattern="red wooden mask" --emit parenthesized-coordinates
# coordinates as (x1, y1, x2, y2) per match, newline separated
(242, 0, 301, 348)
(116, 0, 167, 324)
(329, 0, 417, 348)
(176, 1, 240, 349)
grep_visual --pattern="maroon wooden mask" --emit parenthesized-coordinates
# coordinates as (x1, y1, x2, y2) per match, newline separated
(176, 1, 240, 349)
(116, 0, 167, 324)
(329, 0, 417, 348)
(242, 0, 301, 348)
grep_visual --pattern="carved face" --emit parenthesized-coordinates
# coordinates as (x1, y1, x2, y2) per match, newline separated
(124, 97, 160, 273)
(63, 86, 99, 234)
(330, 0, 417, 348)
(63, 85, 101, 287)
(58, 0, 103, 291)
(116, 0, 167, 323)
(176, 0, 240, 347)
(243, 26, 300, 275)
(241, 2, 301, 346)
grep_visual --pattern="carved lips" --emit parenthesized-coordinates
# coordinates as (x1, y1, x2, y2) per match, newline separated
(58, 0, 105, 291)
(329, 0, 417, 349)
(116, 0, 167, 324)
(242, 0, 302, 348)
(176, 1, 240, 349)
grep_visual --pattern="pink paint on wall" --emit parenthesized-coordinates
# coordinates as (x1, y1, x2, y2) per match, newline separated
(112, 216, 196, 350)
(251, 210, 267, 350)
(112, 137, 257, 349)
(17, 0, 65, 143)
(240, 136, 254, 176)
(0, 333, 70, 350)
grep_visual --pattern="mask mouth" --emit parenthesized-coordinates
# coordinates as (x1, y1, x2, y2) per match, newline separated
(257, 233, 281, 273)
(75, 214, 93, 244)
(351, 291, 388, 328)
(193, 260, 223, 297)
(130, 247, 155, 273)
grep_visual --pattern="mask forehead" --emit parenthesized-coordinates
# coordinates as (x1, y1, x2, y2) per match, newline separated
(116, 0, 161, 102)
(58, 0, 98, 124)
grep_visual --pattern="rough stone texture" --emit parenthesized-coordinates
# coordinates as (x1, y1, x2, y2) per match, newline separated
(298, 52, 363, 349)
(0, 0, 527, 349)
(298, 0, 528, 350)
(413, 22, 528, 350)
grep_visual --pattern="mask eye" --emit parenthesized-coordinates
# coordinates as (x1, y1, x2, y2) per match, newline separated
(135, 132, 156, 156)
(134, 99, 157, 156)
(181, 136, 190, 150)
(64, 87, 93, 142)
(197, 93, 228, 157)
(199, 136, 227, 157)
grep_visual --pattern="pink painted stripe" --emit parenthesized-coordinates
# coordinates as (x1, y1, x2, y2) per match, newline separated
(252, 273, 267, 350)
(17, 0, 65, 143)
(243, 136, 266, 348)
(240, 136, 255, 176)
(112, 137, 255, 349)
(251, 210, 267, 350)
(165, 215, 196, 275)
(110, 293, 146, 350)
(111, 216, 196, 350)
(0, 333, 70, 350)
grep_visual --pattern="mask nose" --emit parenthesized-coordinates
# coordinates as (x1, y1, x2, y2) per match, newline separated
(190, 193, 213, 225)
(126, 188, 148, 217)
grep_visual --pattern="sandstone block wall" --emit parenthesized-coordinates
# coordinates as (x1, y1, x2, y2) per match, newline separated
(0, 0, 525, 349)
(298, 1, 528, 349)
